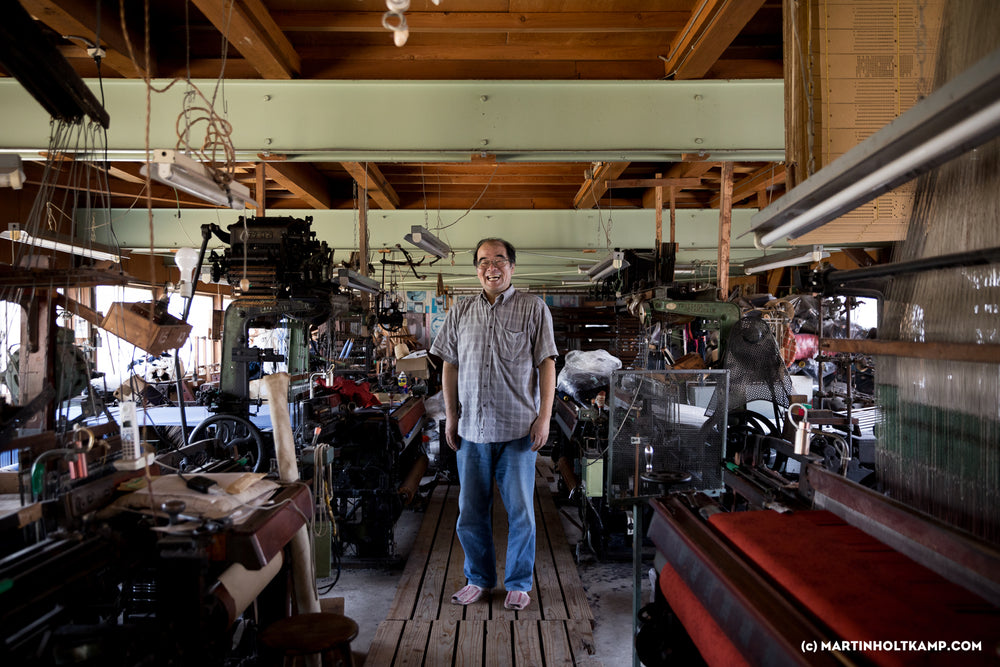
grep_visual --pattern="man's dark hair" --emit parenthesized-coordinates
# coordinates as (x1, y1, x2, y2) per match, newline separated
(473, 238, 516, 266)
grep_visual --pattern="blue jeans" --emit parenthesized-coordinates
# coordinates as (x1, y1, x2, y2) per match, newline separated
(455, 436, 537, 592)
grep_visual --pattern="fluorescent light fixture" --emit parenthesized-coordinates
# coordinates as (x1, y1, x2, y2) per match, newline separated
(743, 245, 829, 275)
(561, 276, 591, 285)
(0, 155, 25, 190)
(403, 225, 451, 258)
(337, 268, 381, 294)
(580, 250, 629, 282)
(140, 149, 257, 210)
(751, 46, 1000, 247)
(1, 224, 123, 262)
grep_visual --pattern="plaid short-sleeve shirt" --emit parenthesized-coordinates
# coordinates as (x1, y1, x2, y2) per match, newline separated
(430, 286, 557, 444)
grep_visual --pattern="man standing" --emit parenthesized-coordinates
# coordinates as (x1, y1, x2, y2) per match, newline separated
(430, 238, 557, 611)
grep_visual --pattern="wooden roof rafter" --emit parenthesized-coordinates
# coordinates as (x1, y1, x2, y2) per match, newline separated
(573, 161, 630, 210)
(20, 0, 154, 78)
(274, 10, 690, 34)
(340, 162, 400, 210)
(264, 159, 334, 210)
(709, 163, 786, 208)
(190, 0, 300, 79)
(662, 0, 767, 80)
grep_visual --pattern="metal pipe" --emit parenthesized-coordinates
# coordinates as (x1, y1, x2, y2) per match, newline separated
(174, 226, 215, 448)
(821, 246, 1000, 290)
(308, 371, 327, 399)
(752, 47, 1000, 246)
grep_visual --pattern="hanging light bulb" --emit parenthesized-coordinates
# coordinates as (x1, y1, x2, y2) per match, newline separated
(393, 25, 409, 47)
(174, 247, 199, 298)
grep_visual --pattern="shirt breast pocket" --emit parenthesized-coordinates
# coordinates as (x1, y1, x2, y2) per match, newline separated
(496, 327, 529, 366)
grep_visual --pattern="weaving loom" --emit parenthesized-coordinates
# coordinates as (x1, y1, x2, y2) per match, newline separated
(875, 1, 1000, 544)
(645, 2, 1000, 664)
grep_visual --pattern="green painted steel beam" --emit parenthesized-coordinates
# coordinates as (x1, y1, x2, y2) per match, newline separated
(90, 207, 786, 288)
(0, 79, 783, 161)
(93, 207, 769, 252)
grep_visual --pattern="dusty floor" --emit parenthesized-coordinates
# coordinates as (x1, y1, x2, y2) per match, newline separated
(320, 486, 648, 666)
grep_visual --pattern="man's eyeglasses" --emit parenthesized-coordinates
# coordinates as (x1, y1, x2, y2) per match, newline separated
(476, 257, 509, 270)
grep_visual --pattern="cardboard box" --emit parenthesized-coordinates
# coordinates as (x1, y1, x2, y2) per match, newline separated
(101, 302, 192, 355)
(396, 352, 435, 379)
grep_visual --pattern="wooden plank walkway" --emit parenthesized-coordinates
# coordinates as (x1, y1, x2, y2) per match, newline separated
(365, 463, 602, 666)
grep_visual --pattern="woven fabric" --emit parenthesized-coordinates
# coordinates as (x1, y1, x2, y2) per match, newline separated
(709, 510, 1000, 666)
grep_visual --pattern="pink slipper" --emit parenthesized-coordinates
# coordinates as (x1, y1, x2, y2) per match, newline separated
(451, 584, 488, 605)
(504, 590, 530, 611)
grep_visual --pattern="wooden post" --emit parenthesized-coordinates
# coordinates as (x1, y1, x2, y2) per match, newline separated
(783, 0, 813, 188)
(718, 162, 734, 299)
(669, 187, 676, 245)
(19, 293, 56, 432)
(255, 162, 266, 217)
(654, 172, 663, 251)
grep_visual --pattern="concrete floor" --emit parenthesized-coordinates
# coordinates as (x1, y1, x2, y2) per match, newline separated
(320, 488, 647, 666)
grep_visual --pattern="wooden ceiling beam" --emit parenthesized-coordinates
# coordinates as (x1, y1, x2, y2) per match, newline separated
(303, 59, 584, 80)
(573, 162, 630, 210)
(641, 186, 709, 208)
(340, 162, 400, 210)
(662, 0, 767, 80)
(297, 45, 660, 62)
(679, 161, 723, 178)
(384, 163, 585, 175)
(841, 248, 876, 268)
(707, 58, 784, 79)
(388, 175, 583, 186)
(257, 194, 715, 212)
(190, 0, 300, 79)
(265, 161, 332, 210)
(708, 162, 785, 207)
(394, 186, 582, 197)
(161, 59, 262, 80)
(274, 11, 688, 33)
(605, 177, 703, 189)
(21, 0, 153, 78)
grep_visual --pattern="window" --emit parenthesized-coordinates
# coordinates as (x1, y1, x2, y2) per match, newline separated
(93, 286, 217, 392)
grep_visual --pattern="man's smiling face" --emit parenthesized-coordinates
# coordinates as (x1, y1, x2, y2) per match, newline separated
(476, 240, 514, 299)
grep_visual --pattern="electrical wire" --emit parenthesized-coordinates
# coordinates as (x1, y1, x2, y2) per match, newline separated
(436, 164, 499, 231)
(313, 440, 342, 594)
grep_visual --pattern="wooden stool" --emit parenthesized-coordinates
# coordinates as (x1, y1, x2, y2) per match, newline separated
(261, 612, 359, 667)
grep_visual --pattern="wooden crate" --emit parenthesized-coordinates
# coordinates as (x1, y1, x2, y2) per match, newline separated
(101, 302, 192, 355)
